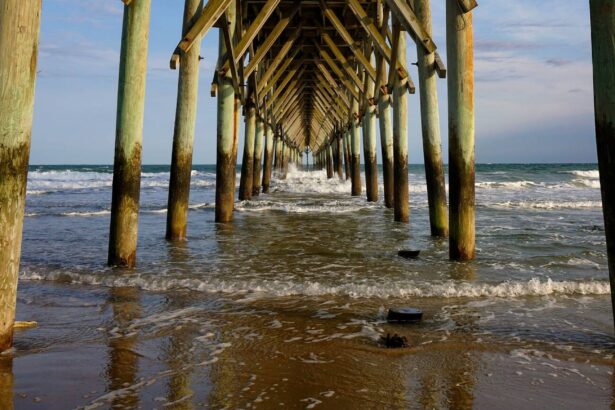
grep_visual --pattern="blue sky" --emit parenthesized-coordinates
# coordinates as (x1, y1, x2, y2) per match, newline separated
(31, 0, 596, 164)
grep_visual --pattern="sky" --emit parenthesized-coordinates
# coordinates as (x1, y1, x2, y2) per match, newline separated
(30, 0, 597, 165)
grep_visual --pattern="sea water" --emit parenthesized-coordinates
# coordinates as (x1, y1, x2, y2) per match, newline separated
(7, 163, 615, 409)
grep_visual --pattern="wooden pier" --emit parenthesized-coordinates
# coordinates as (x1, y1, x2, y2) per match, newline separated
(1, 0, 614, 351)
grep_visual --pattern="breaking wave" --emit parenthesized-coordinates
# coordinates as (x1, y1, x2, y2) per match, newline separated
(19, 270, 610, 299)
(566, 170, 599, 178)
(489, 200, 602, 210)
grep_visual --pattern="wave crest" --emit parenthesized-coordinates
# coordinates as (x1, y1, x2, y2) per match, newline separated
(19, 271, 610, 299)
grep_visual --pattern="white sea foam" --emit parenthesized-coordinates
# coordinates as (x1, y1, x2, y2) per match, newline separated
(566, 170, 599, 178)
(19, 271, 611, 299)
(235, 199, 381, 214)
(62, 210, 111, 217)
(571, 179, 601, 189)
(490, 200, 602, 210)
(270, 167, 352, 194)
(476, 181, 539, 189)
(26, 169, 217, 194)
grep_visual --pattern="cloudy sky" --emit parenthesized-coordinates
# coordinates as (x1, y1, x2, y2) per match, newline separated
(31, 0, 596, 164)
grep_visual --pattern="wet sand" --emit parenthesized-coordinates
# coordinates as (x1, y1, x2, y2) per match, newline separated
(3, 281, 615, 409)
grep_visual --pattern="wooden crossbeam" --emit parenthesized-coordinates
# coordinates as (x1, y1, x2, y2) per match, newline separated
(434, 51, 447, 78)
(316, 60, 359, 104)
(170, 0, 233, 69)
(220, 11, 243, 101)
(259, 48, 300, 95)
(265, 66, 304, 111)
(315, 72, 351, 110)
(244, 7, 301, 79)
(374, 0, 389, 96)
(256, 27, 301, 93)
(459, 0, 479, 13)
(320, 33, 364, 91)
(228, 0, 281, 68)
(345, 0, 408, 79)
(318, 50, 363, 101)
(319, 0, 377, 81)
(384, 0, 436, 53)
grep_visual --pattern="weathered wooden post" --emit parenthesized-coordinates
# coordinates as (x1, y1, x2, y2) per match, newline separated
(331, 133, 340, 176)
(327, 144, 334, 178)
(351, 100, 362, 196)
(252, 118, 265, 195)
(447, 0, 475, 259)
(0, 0, 42, 351)
(344, 130, 351, 179)
(392, 24, 409, 223)
(378, 88, 394, 208)
(282, 140, 289, 178)
(590, 0, 615, 330)
(274, 133, 282, 171)
(262, 124, 274, 193)
(377, 2, 394, 209)
(239, 94, 256, 201)
(166, 0, 203, 241)
(336, 134, 344, 179)
(108, 0, 152, 266)
(415, 0, 448, 237)
(363, 55, 379, 202)
(215, 0, 240, 222)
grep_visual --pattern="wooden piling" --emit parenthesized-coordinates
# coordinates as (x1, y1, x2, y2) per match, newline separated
(0, 0, 42, 351)
(336, 134, 344, 179)
(108, 0, 152, 266)
(363, 56, 379, 202)
(331, 139, 339, 176)
(344, 130, 351, 180)
(327, 144, 335, 179)
(215, 0, 239, 223)
(590, 0, 615, 330)
(274, 133, 282, 172)
(239, 100, 256, 200)
(392, 26, 409, 223)
(262, 124, 274, 193)
(378, 90, 394, 208)
(447, 0, 475, 260)
(252, 118, 265, 195)
(350, 100, 362, 196)
(415, 0, 448, 237)
(166, 0, 203, 241)
(282, 140, 289, 178)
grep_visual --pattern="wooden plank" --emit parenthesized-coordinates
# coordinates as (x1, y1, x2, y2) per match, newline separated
(320, 0, 377, 81)
(434, 51, 447, 78)
(458, 0, 478, 13)
(265, 67, 303, 111)
(345, 0, 408, 79)
(259, 48, 300, 95)
(385, 0, 436, 53)
(321, 33, 366, 91)
(255, 26, 301, 92)
(319, 47, 364, 99)
(316, 60, 359, 103)
(244, 6, 301, 78)
(220, 11, 242, 101)
(171, 0, 233, 69)
(230, 0, 281, 65)
(374, 0, 389, 96)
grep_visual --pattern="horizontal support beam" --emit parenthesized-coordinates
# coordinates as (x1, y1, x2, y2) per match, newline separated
(385, 0, 436, 53)
(170, 0, 233, 69)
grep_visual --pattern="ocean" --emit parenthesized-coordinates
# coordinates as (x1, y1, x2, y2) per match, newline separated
(6, 163, 615, 409)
